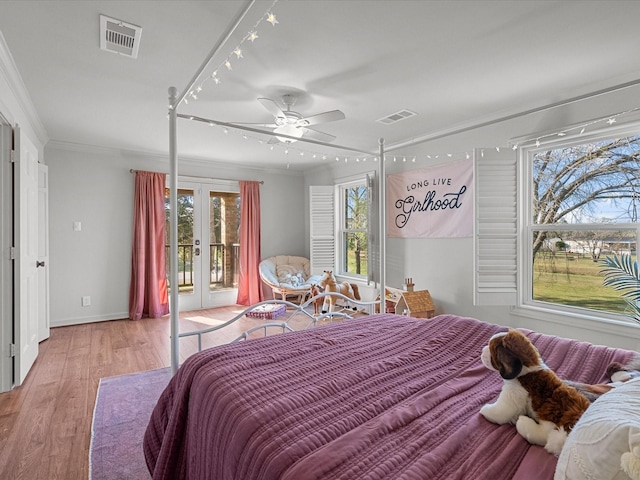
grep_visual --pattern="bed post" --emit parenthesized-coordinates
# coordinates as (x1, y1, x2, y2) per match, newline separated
(378, 138, 386, 314)
(169, 86, 179, 375)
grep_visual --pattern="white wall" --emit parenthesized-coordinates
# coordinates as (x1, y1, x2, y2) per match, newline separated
(46, 142, 305, 326)
(305, 83, 640, 351)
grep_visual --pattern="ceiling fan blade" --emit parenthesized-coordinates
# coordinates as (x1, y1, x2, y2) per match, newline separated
(227, 122, 278, 128)
(303, 128, 336, 143)
(257, 97, 285, 119)
(298, 109, 345, 126)
(267, 136, 280, 144)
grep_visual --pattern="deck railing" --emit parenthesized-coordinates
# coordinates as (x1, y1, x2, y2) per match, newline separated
(165, 243, 238, 288)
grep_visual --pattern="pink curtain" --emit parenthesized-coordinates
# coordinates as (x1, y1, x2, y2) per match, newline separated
(236, 180, 264, 305)
(129, 171, 170, 320)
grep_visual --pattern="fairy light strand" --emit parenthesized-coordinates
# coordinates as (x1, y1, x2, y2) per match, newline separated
(186, 0, 280, 102)
(187, 106, 638, 166)
(183, 101, 640, 167)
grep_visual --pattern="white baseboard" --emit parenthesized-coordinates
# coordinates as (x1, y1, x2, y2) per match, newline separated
(51, 312, 129, 327)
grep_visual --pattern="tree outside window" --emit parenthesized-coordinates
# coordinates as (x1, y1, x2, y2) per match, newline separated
(527, 133, 640, 318)
(340, 182, 368, 278)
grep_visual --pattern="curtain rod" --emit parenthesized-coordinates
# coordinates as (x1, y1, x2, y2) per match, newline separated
(129, 169, 264, 184)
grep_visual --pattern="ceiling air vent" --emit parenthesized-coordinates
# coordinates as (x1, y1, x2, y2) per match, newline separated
(99, 15, 142, 59)
(377, 109, 417, 125)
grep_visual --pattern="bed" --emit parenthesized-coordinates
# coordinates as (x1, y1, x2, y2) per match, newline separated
(143, 313, 636, 480)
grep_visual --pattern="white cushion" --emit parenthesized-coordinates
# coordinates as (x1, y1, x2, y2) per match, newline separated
(259, 255, 321, 293)
(555, 378, 640, 480)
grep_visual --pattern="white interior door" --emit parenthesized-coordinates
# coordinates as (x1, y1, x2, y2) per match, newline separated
(14, 125, 39, 385)
(38, 163, 50, 342)
(0, 124, 13, 392)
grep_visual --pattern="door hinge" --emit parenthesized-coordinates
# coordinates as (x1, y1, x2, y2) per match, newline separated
(9, 344, 15, 358)
(9, 246, 15, 260)
(10, 150, 15, 163)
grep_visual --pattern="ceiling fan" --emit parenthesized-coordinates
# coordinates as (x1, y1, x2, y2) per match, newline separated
(251, 94, 345, 144)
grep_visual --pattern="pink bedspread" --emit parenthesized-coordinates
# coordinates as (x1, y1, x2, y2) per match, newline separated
(143, 313, 634, 480)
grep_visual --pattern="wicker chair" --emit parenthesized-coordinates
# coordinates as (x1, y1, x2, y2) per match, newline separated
(259, 255, 323, 303)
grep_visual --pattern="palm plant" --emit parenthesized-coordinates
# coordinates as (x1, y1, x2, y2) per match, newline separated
(600, 253, 640, 323)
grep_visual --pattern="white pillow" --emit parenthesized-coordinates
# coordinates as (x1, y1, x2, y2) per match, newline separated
(555, 378, 640, 480)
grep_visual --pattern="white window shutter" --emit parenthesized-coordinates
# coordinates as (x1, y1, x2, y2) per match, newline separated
(310, 185, 335, 275)
(473, 148, 518, 305)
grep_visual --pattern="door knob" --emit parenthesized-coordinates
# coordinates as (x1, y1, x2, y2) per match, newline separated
(36, 261, 46, 268)
(194, 248, 200, 256)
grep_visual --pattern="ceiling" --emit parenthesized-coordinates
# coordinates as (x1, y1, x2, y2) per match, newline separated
(1, 0, 640, 171)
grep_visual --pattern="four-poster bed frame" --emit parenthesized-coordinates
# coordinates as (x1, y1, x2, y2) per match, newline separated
(146, 7, 640, 479)
(166, 0, 387, 374)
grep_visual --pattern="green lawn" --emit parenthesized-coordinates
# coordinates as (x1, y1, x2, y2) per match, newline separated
(533, 255, 629, 314)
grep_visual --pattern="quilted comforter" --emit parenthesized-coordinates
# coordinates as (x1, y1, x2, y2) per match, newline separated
(143, 313, 634, 480)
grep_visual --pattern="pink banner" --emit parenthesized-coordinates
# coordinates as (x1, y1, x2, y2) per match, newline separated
(386, 158, 473, 238)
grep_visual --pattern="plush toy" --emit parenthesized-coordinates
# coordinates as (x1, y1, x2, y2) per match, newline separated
(309, 284, 324, 316)
(622, 445, 640, 480)
(479, 329, 591, 455)
(317, 270, 360, 313)
(285, 273, 299, 287)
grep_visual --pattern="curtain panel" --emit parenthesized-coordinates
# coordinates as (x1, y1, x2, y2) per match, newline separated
(129, 171, 170, 320)
(236, 180, 264, 305)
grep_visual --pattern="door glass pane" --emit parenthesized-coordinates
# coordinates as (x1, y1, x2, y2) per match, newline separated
(209, 191, 241, 291)
(165, 188, 194, 294)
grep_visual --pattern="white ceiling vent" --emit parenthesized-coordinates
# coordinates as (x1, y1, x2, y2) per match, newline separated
(99, 15, 142, 59)
(377, 109, 417, 125)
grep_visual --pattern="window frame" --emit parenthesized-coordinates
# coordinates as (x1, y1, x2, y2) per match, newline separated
(517, 121, 640, 325)
(335, 172, 373, 281)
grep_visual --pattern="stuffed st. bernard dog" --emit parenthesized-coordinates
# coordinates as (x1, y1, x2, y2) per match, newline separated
(479, 329, 592, 456)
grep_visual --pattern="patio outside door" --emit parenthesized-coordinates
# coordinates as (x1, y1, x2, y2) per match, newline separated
(166, 179, 240, 311)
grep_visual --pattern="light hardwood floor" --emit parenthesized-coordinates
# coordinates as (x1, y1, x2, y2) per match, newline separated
(0, 305, 324, 480)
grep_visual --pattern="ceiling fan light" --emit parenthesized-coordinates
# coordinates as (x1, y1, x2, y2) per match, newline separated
(274, 125, 303, 143)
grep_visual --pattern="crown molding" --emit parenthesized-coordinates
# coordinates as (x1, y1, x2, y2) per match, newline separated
(0, 31, 48, 146)
(45, 139, 302, 177)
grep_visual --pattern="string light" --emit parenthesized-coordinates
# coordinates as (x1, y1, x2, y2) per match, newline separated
(266, 12, 279, 25)
(516, 107, 640, 148)
(182, 105, 640, 167)
(185, 0, 280, 102)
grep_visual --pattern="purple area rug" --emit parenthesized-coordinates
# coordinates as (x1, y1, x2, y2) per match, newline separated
(90, 367, 172, 480)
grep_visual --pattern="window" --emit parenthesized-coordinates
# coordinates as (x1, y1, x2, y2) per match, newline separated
(309, 172, 374, 281)
(338, 179, 369, 278)
(522, 128, 640, 320)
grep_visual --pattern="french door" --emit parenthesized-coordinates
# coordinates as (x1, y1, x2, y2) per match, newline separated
(166, 179, 240, 311)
